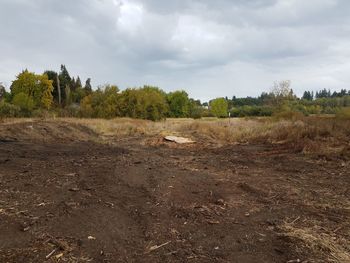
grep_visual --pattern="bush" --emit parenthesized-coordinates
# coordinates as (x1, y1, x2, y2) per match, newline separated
(189, 105, 204, 119)
(32, 109, 55, 118)
(230, 106, 273, 117)
(12, 92, 34, 116)
(273, 110, 305, 121)
(336, 107, 350, 120)
(0, 101, 20, 117)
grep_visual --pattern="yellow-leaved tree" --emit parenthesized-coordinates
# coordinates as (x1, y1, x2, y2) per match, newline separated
(11, 70, 54, 111)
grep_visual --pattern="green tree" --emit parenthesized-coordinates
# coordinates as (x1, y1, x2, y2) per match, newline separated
(80, 84, 120, 118)
(70, 76, 85, 104)
(189, 99, 204, 119)
(302, 91, 313, 101)
(140, 86, 169, 121)
(76, 76, 82, 89)
(210, 98, 228, 118)
(71, 87, 86, 104)
(84, 78, 92, 94)
(71, 76, 83, 91)
(58, 65, 72, 104)
(119, 86, 168, 121)
(0, 83, 5, 101)
(166, 90, 190, 117)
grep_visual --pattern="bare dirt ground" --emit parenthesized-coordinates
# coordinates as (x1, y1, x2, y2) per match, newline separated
(0, 120, 349, 262)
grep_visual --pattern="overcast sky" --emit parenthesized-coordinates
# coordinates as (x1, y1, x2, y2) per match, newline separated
(1, 0, 350, 101)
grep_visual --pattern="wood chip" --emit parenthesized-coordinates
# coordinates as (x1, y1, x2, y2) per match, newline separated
(55, 253, 63, 259)
(148, 241, 171, 253)
(46, 248, 57, 259)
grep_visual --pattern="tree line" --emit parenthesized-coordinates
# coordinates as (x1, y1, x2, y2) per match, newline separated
(1, 67, 350, 120)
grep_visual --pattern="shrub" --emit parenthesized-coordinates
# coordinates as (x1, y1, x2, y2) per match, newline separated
(12, 92, 34, 116)
(0, 101, 20, 117)
(189, 105, 204, 119)
(273, 110, 305, 121)
(230, 106, 273, 117)
(32, 109, 54, 118)
(336, 107, 350, 120)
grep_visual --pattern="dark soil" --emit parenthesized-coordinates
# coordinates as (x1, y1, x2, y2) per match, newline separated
(0, 121, 349, 262)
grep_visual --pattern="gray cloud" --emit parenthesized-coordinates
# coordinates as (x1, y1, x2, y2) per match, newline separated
(0, 0, 350, 101)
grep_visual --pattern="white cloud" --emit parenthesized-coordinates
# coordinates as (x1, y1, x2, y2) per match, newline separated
(117, 2, 144, 34)
(0, 0, 349, 100)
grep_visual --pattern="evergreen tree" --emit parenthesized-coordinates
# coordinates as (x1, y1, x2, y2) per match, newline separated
(84, 78, 92, 94)
(58, 65, 72, 104)
(71, 77, 76, 91)
(302, 91, 313, 101)
(76, 76, 82, 88)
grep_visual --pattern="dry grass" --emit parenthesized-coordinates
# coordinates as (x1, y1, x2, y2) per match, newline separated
(281, 222, 350, 262)
(1, 116, 349, 156)
(63, 118, 157, 138)
(170, 117, 350, 156)
(0, 118, 36, 125)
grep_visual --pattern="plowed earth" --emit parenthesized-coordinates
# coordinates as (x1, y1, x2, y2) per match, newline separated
(0, 121, 349, 262)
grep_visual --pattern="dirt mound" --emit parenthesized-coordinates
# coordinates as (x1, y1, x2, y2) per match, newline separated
(0, 121, 98, 142)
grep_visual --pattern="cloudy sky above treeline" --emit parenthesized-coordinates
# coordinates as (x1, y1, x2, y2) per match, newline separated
(1, 0, 349, 101)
